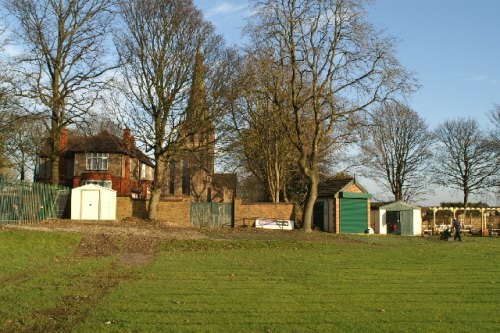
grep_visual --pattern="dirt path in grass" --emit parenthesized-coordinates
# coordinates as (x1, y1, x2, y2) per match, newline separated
(2, 218, 361, 260)
(3, 218, 208, 261)
(0, 219, 211, 333)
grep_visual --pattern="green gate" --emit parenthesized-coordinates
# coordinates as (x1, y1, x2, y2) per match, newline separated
(0, 180, 70, 224)
(190, 202, 233, 228)
(340, 192, 370, 234)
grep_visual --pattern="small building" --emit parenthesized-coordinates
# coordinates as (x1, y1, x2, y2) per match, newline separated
(71, 184, 116, 220)
(375, 201, 422, 236)
(313, 178, 371, 233)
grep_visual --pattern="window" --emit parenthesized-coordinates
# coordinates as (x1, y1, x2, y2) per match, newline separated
(86, 153, 109, 170)
(82, 179, 112, 189)
(182, 160, 190, 195)
(34, 158, 40, 176)
(169, 160, 176, 195)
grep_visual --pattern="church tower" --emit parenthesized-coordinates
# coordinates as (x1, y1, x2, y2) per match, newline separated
(181, 47, 215, 201)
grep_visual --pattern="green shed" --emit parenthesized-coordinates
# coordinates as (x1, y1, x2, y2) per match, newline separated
(377, 201, 422, 236)
(314, 178, 372, 233)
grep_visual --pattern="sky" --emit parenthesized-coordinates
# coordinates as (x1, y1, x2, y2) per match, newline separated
(194, 0, 500, 206)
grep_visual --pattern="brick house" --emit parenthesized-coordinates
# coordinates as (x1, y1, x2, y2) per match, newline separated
(35, 128, 154, 197)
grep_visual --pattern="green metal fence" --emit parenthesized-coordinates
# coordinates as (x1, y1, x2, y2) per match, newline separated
(0, 180, 70, 225)
(190, 202, 233, 228)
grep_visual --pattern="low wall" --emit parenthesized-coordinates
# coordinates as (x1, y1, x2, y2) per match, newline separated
(117, 197, 295, 227)
(234, 199, 295, 227)
(116, 197, 190, 225)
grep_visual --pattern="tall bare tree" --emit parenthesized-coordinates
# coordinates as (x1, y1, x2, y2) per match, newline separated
(359, 102, 433, 202)
(228, 52, 298, 203)
(3, 0, 117, 184)
(487, 104, 500, 150)
(246, 0, 414, 231)
(115, 0, 224, 219)
(488, 105, 500, 204)
(433, 118, 499, 218)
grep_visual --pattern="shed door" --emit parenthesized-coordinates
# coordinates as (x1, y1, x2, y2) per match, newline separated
(400, 210, 414, 235)
(340, 198, 367, 233)
(81, 190, 100, 220)
(313, 201, 325, 231)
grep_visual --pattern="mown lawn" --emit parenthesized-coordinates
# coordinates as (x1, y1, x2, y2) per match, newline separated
(1, 228, 499, 332)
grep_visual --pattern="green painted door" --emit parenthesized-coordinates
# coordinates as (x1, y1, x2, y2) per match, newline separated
(190, 202, 233, 227)
(400, 210, 413, 235)
(340, 198, 367, 233)
(313, 201, 325, 231)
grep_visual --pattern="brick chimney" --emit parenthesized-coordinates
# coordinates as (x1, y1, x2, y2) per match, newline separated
(123, 128, 135, 152)
(60, 128, 69, 151)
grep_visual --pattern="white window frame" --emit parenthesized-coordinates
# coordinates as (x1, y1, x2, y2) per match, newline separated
(86, 153, 109, 171)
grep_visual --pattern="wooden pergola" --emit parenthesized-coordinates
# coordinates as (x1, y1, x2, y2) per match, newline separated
(429, 206, 500, 235)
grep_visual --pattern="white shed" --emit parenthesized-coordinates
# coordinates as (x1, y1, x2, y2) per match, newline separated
(377, 201, 422, 236)
(71, 184, 116, 220)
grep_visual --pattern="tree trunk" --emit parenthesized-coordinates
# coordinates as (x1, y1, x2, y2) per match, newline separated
(301, 169, 319, 233)
(51, 154, 60, 185)
(463, 188, 469, 222)
(148, 160, 165, 220)
(49, 123, 61, 185)
(148, 188, 161, 220)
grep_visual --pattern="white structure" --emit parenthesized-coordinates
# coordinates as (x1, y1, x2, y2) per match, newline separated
(255, 219, 294, 230)
(376, 201, 422, 236)
(71, 184, 116, 220)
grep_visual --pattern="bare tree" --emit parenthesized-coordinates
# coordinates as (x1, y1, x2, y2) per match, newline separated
(115, 0, 224, 219)
(246, 0, 414, 231)
(4, 115, 45, 180)
(228, 52, 298, 203)
(487, 104, 500, 150)
(359, 102, 433, 202)
(3, 0, 117, 184)
(486, 105, 500, 203)
(433, 118, 499, 218)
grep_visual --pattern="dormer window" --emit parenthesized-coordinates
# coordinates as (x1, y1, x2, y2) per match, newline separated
(86, 153, 109, 170)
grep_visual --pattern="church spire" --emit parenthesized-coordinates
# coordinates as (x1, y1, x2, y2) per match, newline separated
(186, 46, 209, 122)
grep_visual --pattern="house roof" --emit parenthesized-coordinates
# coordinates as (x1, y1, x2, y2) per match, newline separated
(317, 177, 369, 198)
(72, 183, 117, 193)
(41, 131, 154, 167)
(379, 201, 420, 211)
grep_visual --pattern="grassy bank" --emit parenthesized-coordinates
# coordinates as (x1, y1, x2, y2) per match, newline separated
(1, 229, 499, 332)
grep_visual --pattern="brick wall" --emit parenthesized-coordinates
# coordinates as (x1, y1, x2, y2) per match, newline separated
(116, 196, 190, 225)
(155, 198, 191, 225)
(234, 199, 295, 227)
(116, 197, 294, 227)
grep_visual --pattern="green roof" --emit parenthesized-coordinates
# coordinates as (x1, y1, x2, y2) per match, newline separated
(379, 201, 420, 211)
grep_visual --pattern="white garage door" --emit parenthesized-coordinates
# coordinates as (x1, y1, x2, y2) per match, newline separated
(81, 190, 100, 220)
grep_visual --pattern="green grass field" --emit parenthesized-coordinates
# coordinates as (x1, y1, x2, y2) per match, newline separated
(1, 228, 499, 332)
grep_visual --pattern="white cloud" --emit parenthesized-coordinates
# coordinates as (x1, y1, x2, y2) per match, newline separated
(205, 2, 248, 18)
